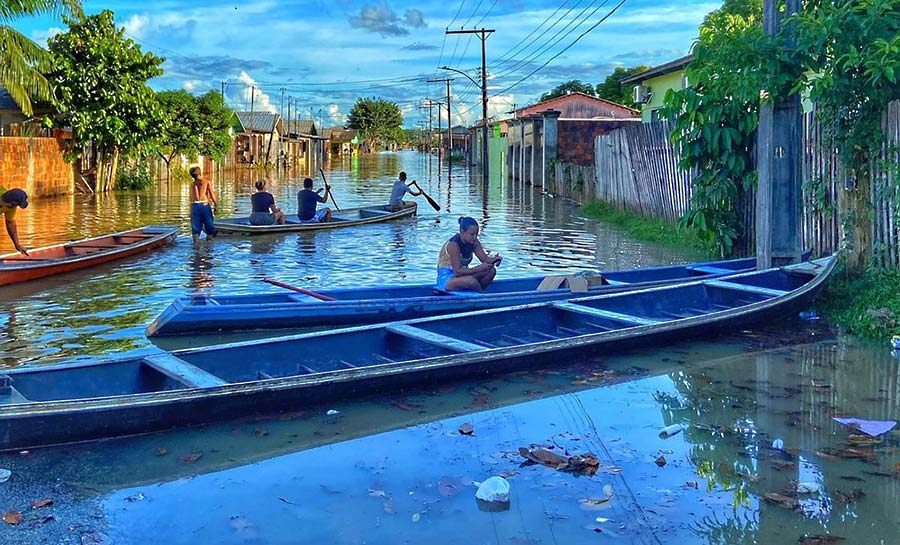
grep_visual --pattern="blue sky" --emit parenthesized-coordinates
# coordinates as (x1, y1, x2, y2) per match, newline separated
(20, 0, 720, 127)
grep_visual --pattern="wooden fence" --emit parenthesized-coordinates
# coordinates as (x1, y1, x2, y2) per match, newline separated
(591, 101, 900, 264)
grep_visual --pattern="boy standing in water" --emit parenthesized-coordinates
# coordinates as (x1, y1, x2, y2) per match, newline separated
(189, 166, 218, 243)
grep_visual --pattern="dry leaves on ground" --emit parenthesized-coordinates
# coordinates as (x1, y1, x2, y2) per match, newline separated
(519, 446, 600, 477)
(180, 452, 203, 464)
(31, 499, 53, 508)
(2, 511, 22, 525)
(655, 456, 667, 468)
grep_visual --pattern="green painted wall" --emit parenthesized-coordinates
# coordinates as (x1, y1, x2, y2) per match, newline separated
(640, 71, 684, 122)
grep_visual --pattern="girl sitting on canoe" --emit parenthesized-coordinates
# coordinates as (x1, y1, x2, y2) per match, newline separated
(249, 180, 285, 225)
(436, 216, 502, 292)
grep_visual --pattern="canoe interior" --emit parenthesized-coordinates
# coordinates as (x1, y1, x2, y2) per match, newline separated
(185, 257, 760, 305)
(4, 265, 820, 404)
(218, 203, 415, 228)
(0, 228, 168, 265)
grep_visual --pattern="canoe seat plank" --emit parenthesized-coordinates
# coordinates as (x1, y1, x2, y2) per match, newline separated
(704, 280, 788, 298)
(256, 371, 274, 380)
(0, 385, 29, 404)
(373, 354, 396, 364)
(297, 364, 317, 374)
(529, 330, 561, 340)
(143, 354, 227, 389)
(385, 324, 486, 353)
(337, 360, 357, 369)
(552, 302, 661, 326)
(688, 265, 736, 275)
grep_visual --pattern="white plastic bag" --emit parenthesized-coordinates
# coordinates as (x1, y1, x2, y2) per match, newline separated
(658, 424, 686, 438)
(475, 476, 510, 503)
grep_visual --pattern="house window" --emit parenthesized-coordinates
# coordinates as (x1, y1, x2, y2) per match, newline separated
(650, 109, 661, 123)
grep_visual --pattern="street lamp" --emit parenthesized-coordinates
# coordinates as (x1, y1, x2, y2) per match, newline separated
(440, 65, 489, 183)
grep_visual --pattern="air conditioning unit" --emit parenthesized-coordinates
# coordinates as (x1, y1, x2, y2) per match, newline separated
(632, 85, 652, 104)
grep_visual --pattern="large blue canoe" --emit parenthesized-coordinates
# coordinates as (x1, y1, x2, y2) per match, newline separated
(0, 256, 835, 450)
(147, 256, 760, 336)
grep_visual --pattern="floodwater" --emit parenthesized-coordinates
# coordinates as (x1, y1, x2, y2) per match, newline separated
(1, 152, 896, 544)
(0, 151, 704, 365)
(2, 325, 899, 544)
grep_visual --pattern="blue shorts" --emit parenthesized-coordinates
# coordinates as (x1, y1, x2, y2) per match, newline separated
(298, 208, 328, 223)
(436, 267, 454, 291)
(191, 203, 216, 236)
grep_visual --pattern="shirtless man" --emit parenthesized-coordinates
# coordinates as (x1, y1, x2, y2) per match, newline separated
(189, 167, 217, 243)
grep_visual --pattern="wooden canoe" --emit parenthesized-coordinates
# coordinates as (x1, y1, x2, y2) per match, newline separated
(215, 202, 417, 234)
(0, 226, 178, 286)
(0, 255, 835, 451)
(147, 255, 760, 336)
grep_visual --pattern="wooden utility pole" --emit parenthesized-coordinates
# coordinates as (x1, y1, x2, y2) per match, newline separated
(446, 28, 494, 184)
(756, 0, 802, 268)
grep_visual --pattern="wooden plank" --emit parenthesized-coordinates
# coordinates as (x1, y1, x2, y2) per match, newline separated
(385, 324, 486, 353)
(704, 280, 788, 298)
(552, 302, 661, 326)
(144, 354, 228, 388)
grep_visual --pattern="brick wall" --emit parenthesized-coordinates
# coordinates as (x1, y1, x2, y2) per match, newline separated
(558, 120, 639, 165)
(0, 137, 73, 198)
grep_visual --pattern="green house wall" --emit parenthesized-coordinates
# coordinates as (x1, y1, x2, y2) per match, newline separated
(640, 71, 685, 122)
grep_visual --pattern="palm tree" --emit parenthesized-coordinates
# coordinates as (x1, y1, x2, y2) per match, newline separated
(0, 0, 82, 116)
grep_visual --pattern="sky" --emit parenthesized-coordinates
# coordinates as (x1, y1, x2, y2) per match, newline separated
(19, 0, 720, 128)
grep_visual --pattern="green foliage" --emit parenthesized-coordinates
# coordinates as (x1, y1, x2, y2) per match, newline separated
(791, 0, 900, 269)
(169, 164, 192, 183)
(0, 0, 82, 116)
(47, 10, 165, 158)
(346, 97, 403, 152)
(539, 80, 596, 103)
(579, 200, 717, 257)
(595, 66, 649, 108)
(196, 90, 233, 160)
(662, 0, 795, 257)
(819, 265, 900, 340)
(156, 89, 200, 162)
(115, 159, 153, 190)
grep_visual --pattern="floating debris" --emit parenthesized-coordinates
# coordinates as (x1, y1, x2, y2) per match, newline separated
(519, 446, 600, 476)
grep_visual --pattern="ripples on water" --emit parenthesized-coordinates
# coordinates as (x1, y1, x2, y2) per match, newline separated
(0, 152, 703, 365)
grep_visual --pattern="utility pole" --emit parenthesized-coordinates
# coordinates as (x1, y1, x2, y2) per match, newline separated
(757, 0, 802, 268)
(427, 78, 453, 159)
(445, 28, 494, 184)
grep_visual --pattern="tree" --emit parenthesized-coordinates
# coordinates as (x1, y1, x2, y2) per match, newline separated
(47, 10, 165, 192)
(0, 0, 82, 116)
(156, 90, 199, 180)
(539, 80, 596, 103)
(792, 0, 900, 271)
(195, 90, 233, 161)
(595, 66, 649, 108)
(663, 0, 776, 256)
(346, 97, 403, 152)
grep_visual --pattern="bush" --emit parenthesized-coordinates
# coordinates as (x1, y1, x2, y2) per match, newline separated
(819, 266, 900, 340)
(115, 160, 154, 190)
(169, 164, 193, 183)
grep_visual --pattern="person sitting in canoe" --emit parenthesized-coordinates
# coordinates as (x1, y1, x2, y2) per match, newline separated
(1, 188, 28, 255)
(297, 177, 332, 223)
(436, 216, 502, 292)
(388, 171, 422, 212)
(250, 179, 285, 225)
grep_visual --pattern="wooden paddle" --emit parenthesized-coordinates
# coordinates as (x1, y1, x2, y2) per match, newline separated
(262, 278, 336, 301)
(319, 168, 340, 211)
(412, 181, 441, 212)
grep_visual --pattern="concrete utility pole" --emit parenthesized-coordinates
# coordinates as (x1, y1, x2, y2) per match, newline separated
(445, 28, 494, 184)
(756, 0, 802, 268)
(427, 78, 453, 159)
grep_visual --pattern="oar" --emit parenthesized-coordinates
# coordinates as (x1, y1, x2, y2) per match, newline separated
(412, 181, 441, 212)
(319, 168, 340, 211)
(262, 278, 336, 301)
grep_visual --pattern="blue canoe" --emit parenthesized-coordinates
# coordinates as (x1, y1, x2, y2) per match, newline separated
(0, 256, 835, 450)
(147, 256, 761, 336)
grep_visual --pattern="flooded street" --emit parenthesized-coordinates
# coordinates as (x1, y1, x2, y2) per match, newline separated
(0, 152, 702, 365)
(1, 152, 895, 544)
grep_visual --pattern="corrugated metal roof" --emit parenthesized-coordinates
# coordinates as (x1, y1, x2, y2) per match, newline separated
(235, 111, 280, 133)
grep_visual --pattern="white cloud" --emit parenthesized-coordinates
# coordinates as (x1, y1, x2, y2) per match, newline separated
(31, 26, 63, 45)
(235, 71, 277, 113)
(123, 14, 147, 39)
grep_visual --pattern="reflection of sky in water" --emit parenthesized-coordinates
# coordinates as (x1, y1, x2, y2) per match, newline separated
(6, 335, 885, 545)
(0, 152, 705, 365)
